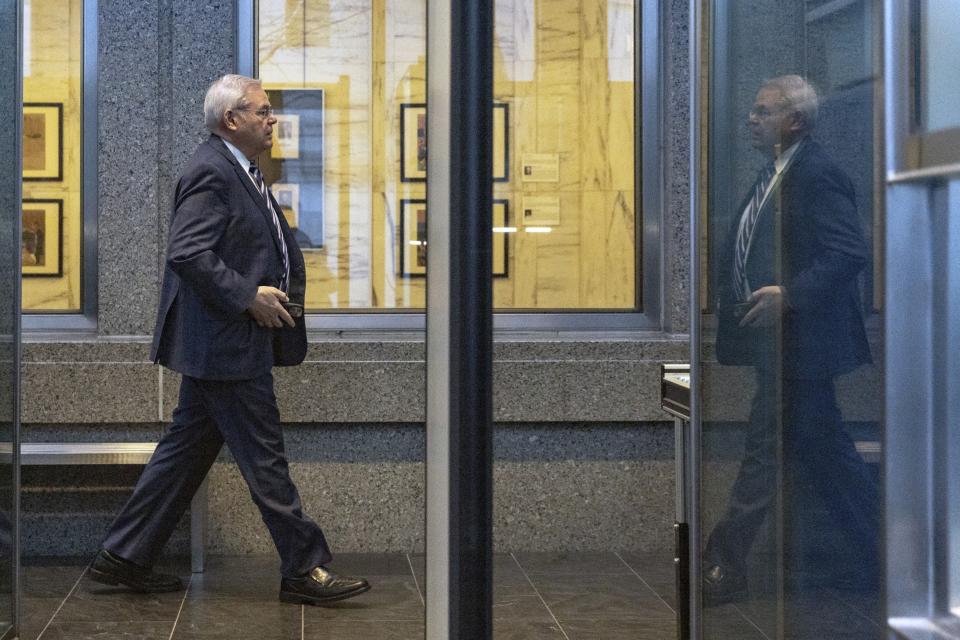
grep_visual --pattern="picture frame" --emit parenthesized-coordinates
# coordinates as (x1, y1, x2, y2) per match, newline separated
(492, 103, 509, 182)
(270, 182, 300, 228)
(271, 114, 301, 159)
(400, 104, 427, 183)
(399, 199, 428, 276)
(21, 198, 63, 277)
(400, 102, 510, 183)
(259, 89, 324, 248)
(492, 199, 509, 276)
(399, 198, 509, 278)
(22, 103, 63, 181)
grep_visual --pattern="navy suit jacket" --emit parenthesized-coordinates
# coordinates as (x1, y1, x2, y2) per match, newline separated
(151, 135, 307, 380)
(716, 138, 871, 379)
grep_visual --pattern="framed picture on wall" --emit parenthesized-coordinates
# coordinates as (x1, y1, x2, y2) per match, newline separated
(399, 198, 509, 278)
(270, 182, 300, 228)
(400, 104, 427, 183)
(21, 198, 63, 277)
(399, 199, 428, 276)
(271, 114, 301, 159)
(400, 102, 510, 183)
(492, 199, 509, 276)
(259, 89, 323, 249)
(22, 103, 63, 181)
(492, 103, 509, 182)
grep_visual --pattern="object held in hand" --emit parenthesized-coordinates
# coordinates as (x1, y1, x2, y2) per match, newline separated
(282, 302, 303, 318)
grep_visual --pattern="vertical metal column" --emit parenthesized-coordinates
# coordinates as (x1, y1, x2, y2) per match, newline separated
(425, 1, 495, 639)
(687, 0, 703, 638)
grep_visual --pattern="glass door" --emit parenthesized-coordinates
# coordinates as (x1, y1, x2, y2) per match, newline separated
(0, 0, 22, 636)
(692, 1, 884, 638)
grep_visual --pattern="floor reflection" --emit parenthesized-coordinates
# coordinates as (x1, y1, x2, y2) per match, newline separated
(19, 551, 880, 639)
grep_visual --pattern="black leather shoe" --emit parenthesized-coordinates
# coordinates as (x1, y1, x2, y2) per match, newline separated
(279, 566, 370, 605)
(703, 564, 747, 606)
(88, 549, 183, 593)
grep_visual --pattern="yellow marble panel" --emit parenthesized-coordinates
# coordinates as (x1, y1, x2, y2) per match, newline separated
(579, 0, 606, 60)
(536, 0, 581, 63)
(578, 57, 613, 190)
(603, 190, 635, 308)
(608, 80, 635, 192)
(579, 190, 635, 308)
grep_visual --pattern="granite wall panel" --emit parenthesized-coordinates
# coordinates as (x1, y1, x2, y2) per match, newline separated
(97, 0, 162, 335)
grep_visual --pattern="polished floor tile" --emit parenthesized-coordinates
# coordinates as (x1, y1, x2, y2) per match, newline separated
(14, 551, 882, 639)
(37, 621, 173, 640)
(513, 551, 635, 575)
(302, 575, 422, 622)
(562, 618, 678, 640)
(172, 597, 302, 640)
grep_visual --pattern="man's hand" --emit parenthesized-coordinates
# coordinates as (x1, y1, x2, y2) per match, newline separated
(247, 286, 295, 328)
(739, 286, 787, 327)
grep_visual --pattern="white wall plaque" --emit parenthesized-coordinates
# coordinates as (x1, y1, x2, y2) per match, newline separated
(520, 153, 560, 182)
(521, 195, 560, 226)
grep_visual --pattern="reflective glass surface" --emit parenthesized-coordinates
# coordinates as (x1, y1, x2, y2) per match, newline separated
(699, 2, 883, 637)
(920, 0, 960, 132)
(21, 0, 83, 312)
(0, 0, 19, 634)
(256, 0, 637, 311)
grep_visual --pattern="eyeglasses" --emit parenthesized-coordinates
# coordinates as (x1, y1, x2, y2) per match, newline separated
(749, 106, 790, 120)
(238, 106, 274, 119)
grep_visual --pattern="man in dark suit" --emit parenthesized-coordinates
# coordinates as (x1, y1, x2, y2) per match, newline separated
(89, 74, 370, 606)
(704, 75, 879, 604)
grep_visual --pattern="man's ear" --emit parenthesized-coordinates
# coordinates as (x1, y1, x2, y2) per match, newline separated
(787, 111, 806, 134)
(222, 110, 240, 132)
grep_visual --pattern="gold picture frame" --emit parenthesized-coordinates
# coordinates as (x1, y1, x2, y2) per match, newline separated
(22, 103, 63, 181)
(22, 198, 63, 277)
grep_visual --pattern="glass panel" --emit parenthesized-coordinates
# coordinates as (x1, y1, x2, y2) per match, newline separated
(0, 0, 19, 633)
(700, 1, 883, 637)
(919, 0, 960, 133)
(256, 0, 637, 312)
(21, 0, 83, 312)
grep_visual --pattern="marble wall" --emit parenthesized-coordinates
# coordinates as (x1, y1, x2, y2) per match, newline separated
(257, 0, 637, 310)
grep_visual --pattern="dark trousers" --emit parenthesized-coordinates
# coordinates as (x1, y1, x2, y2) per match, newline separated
(704, 370, 879, 577)
(102, 373, 331, 578)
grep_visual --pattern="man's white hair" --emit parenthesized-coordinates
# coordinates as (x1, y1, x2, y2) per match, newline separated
(764, 74, 819, 131)
(203, 74, 263, 132)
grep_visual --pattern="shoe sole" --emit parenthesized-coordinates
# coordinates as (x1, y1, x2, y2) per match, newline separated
(279, 583, 371, 606)
(88, 567, 183, 594)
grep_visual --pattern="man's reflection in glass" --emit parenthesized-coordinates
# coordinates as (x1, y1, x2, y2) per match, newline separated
(705, 75, 879, 607)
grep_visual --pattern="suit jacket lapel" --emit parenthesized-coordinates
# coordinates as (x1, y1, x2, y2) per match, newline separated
(207, 135, 285, 255)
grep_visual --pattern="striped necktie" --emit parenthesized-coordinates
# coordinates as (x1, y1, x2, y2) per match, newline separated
(248, 163, 290, 292)
(732, 163, 776, 301)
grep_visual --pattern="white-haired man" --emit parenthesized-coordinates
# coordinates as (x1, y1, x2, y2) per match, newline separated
(706, 75, 879, 604)
(90, 74, 369, 605)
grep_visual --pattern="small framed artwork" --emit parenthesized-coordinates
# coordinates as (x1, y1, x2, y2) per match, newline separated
(271, 114, 301, 159)
(492, 199, 509, 276)
(401, 102, 510, 182)
(21, 198, 63, 277)
(492, 103, 509, 182)
(270, 182, 300, 228)
(23, 103, 63, 181)
(399, 198, 428, 276)
(400, 103, 427, 183)
(400, 199, 510, 278)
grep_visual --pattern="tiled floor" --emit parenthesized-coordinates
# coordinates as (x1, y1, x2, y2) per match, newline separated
(16, 552, 883, 639)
